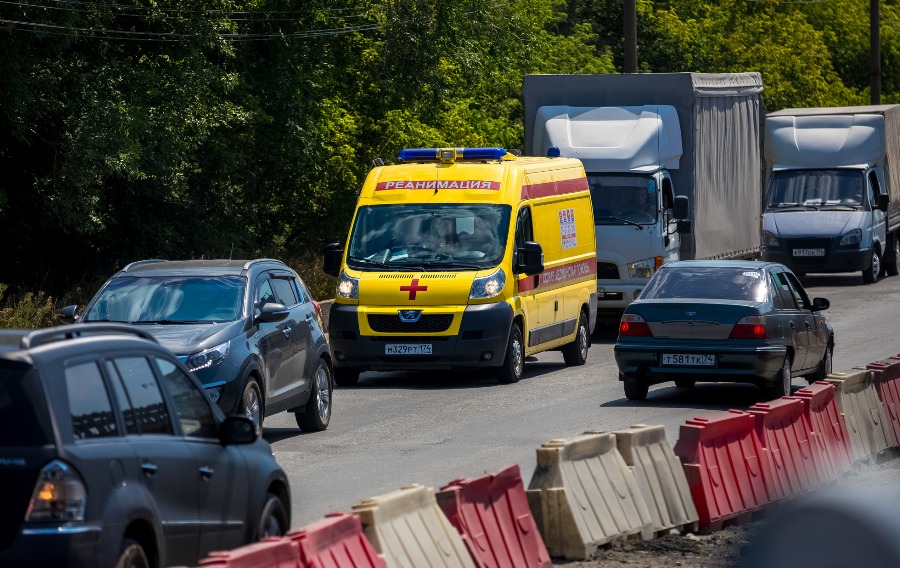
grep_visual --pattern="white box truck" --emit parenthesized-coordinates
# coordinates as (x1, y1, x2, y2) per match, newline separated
(523, 73, 763, 323)
(761, 105, 900, 284)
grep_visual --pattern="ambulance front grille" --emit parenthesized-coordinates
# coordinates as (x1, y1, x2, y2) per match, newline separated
(368, 314, 453, 333)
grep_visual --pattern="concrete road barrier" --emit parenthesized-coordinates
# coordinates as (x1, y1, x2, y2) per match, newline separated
(526, 432, 653, 560)
(613, 424, 699, 536)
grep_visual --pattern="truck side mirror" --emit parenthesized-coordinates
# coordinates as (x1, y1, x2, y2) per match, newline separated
(878, 193, 889, 212)
(676, 220, 692, 234)
(323, 242, 343, 277)
(673, 195, 689, 220)
(517, 241, 544, 276)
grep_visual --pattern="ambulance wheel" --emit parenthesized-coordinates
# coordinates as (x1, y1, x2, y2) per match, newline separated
(333, 367, 360, 387)
(562, 310, 589, 366)
(497, 323, 524, 384)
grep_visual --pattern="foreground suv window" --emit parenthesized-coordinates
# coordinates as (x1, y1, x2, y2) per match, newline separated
(154, 358, 217, 439)
(0, 363, 53, 447)
(83, 276, 245, 324)
(65, 362, 117, 440)
(108, 357, 173, 435)
(642, 267, 769, 302)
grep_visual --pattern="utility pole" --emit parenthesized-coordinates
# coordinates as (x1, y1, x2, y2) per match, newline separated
(871, 0, 881, 104)
(624, 0, 637, 73)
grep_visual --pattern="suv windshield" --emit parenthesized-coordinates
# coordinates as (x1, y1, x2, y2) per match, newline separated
(588, 173, 658, 225)
(346, 204, 512, 270)
(83, 276, 245, 324)
(0, 363, 53, 447)
(642, 267, 768, 302)
(766, 170, 867, 210)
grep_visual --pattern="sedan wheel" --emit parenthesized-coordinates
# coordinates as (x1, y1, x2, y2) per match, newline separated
(811, 343, 834, 383)
(241, 379, 263, 433)
(623, 375, 649, 401)
(296, 358, 332, 432)
(766, 356, 792, 399)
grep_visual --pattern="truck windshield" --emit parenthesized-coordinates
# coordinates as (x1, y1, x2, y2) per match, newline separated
(587, 174, 658, 225)
(346, 204, 512, 271)
(767, 170, 867, 211)
(83, 276, 245, 323)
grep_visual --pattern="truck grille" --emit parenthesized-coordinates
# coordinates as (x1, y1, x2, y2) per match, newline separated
(368, 314, 453, 333)
(597, 262, 620, 280)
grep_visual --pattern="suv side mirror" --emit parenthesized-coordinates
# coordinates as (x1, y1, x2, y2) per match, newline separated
(517, 241, 544, 276)
(878, 193, 889, 212)
(323, 242, 343, 277)
(811, 297, 830, 311)
(58, 305, 80, 324)
(673, 195, 689, 220)
(257, 302, 289, 323)
(220, 415, 258, 444)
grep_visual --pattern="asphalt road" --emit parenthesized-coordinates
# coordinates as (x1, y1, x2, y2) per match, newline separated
(262, 271, 900, 528)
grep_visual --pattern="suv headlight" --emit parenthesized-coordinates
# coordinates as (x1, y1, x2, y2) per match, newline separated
(470, 268, 506, 299)
(763, 231, 780, 247)
(185, 341, 229, 372)
(628, 259, 656, 279)
(840, 228, 862, 246)
(336, 270, 359, 299)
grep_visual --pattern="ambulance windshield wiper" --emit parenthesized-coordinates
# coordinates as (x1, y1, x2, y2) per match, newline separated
(348, 256, 388, 268)
(417, 261, 484, 270)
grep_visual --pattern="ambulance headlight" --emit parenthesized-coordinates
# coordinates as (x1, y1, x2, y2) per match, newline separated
(336, 271, 359, 299)
(470, 268, 506, 299)
(628, 259, 656, 279)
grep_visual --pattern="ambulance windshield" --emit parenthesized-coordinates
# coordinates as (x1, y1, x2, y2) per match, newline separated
(587, 174, 658, 225)
(346, 204, 512, 270)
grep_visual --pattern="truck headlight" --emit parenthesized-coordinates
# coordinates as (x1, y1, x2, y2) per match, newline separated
(336, 271, 359, 299)
(628, 259, 656, 279)
(185, 341, 230, 372)
(470, 268, 506, 299)
(763, 231, 780, 247)
(840, 228, 862, 246)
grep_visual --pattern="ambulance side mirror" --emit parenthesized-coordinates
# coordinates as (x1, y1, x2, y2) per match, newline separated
(323, 243, 343, 277)
(517, 241, 544, 276)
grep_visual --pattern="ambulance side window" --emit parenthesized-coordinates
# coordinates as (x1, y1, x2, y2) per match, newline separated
(514, 207, 534, 268)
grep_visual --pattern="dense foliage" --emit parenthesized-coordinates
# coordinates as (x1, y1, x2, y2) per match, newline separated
(0, 0, 897, 305)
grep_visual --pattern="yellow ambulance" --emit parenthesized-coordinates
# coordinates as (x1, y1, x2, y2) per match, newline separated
(323, 147, 597, 385)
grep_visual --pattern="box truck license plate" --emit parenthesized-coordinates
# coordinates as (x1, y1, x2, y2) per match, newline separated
(661, 353, 716, 366)
(385, 344, 432, 355)
(793, 248, 825, 257)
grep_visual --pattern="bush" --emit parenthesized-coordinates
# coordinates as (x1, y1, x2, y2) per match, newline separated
(0, 284, 60, 329)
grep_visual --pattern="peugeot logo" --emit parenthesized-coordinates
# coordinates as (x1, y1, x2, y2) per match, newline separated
(686, 311, 697, 316)
(398, 310, 422, 323)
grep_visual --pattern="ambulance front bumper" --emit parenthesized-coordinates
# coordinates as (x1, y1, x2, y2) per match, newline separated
(328, 303, 514, 371)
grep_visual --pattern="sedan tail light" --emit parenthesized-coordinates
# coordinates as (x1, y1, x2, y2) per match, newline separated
(619, 314, 652, 337)
(730, 316, 767, 339)
(25, 460, 86, 522)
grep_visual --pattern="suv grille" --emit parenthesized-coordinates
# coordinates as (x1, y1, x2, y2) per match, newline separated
(368, 314, 453, 333)
(597, 262, 620, 280)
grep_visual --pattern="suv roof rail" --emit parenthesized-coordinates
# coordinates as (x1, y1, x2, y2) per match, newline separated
(122, 259, 169, 272)
(242, 258, 287, 270)
(22, 324, 160, 350)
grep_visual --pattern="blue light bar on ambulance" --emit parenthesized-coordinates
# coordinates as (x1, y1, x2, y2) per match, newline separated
(397, 147, 508, 163)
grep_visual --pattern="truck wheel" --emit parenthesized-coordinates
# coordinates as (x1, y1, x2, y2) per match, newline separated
(333, 367, 360, 387)
(862, 250, 881, 284)
(497, 323, 524, 384)
(887, 239, 900, 277)
(561, 311, 589, 366)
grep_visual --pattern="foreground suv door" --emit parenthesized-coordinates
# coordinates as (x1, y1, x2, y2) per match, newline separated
(152, 357, 248, 555)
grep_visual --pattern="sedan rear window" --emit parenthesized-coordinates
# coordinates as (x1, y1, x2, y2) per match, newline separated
(641, 267, 768, 302)
(0, 363, 53, 447)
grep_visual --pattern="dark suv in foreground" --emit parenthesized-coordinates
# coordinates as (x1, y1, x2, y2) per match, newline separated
(61, 259, 333, 433)
(0, 324, 290, 567)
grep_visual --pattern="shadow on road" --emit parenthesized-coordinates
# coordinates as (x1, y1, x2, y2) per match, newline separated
(601, 381, 812, 413)
(263, 426, 316, 444)
(797, 273, 868, 288)
(336, 361, 566, 391)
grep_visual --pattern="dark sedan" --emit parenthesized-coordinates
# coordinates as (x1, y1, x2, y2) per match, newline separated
(614, 261, 833, 401)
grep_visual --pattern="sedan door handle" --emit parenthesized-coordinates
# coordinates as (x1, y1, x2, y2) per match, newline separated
(282, 327, 292, 338)
(199, 466, 215, 480)
(141, 462, 158, 477)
